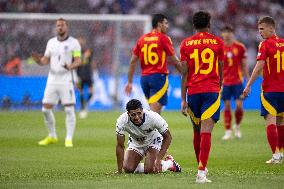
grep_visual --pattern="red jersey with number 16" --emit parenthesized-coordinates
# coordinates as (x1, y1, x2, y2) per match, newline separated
(223, 41, 247, 85)
(180, 32, 224, 95)
(133, 30, 175, 76)
(257, 35, 284, 92)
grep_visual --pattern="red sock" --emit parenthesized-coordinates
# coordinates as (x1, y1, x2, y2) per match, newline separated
(277, 125, 284, 152)
(198, 133, 211, 170)
(193, 131, 201, 164)
(224, 109, 232, 130)
(235, 108, 243, 125)
(266, 124, 278, 153)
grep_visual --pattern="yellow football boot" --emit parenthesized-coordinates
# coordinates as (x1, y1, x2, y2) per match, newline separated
(65, 140, 73, 147)
(38, 136, 58, 146)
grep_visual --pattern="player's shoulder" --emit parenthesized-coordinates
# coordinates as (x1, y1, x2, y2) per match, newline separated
(144, 109, 163, 120)
(67, 36, 79, 43)
(116, 112, 129, 125)
(47, 37, 57, 43)
(234, 40, 246, 47)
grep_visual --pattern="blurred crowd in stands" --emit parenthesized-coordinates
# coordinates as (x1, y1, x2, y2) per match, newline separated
(0, 0, 283, 75)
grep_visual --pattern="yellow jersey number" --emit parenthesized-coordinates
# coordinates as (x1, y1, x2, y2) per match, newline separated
(141, 43, 159, 65)
(274, 50, 284, 73)
(190, 48, 216, 74)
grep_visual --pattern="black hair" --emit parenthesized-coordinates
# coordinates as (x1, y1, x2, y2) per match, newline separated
(192, 11, 211, 30)
(152, 14, 167, 28)
(126, 99, 142, 111)
(258, 16, 276, 28)
(221, 25, 234, 32)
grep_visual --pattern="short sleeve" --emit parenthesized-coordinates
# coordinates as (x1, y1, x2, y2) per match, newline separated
(240, 44, 247, 59)
(257, 42, 266, 61)
(218, 39, 225, 62)
(44, 40, 51, 58)
(161, 35, 175, 56)
(133, 40, 140, 56)
(72, 39, 81, 58)
(179, 41, 186, 62)
(151, 112, 168, 135)
(116, 114, 127, 136)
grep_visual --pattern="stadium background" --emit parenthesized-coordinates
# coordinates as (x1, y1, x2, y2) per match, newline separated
(0, 0, 283, 111)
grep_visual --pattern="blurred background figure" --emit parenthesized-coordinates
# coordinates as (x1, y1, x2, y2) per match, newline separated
(76, 36, 96, 119)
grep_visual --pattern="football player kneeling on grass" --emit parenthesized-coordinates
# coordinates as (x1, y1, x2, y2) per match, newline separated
(116, 99, 181, 174)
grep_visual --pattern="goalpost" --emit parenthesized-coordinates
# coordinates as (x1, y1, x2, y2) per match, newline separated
(0, 13, 151, 109)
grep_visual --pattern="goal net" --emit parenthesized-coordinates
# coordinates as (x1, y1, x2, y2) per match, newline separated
(0, 13, 151, 110)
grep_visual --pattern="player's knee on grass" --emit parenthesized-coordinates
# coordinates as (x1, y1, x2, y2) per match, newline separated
(144, 165, 154, 174)
(123, 163, 137, 173)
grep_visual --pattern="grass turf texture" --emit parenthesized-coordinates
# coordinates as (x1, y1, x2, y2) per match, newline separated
(0, 111, 283, 188)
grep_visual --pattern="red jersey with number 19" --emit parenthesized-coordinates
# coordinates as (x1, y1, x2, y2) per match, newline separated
(223, 41, 247, 85)
(133, 30, 175, 76)
(257, 35, 284, 92)
(180, 32, 224, 95)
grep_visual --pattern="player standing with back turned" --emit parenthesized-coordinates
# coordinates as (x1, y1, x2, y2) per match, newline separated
(125, 14, 184, 114)
(180, 11, 224, 183)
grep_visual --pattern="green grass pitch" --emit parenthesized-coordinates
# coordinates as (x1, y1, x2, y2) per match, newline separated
(0, 111, 283, 188)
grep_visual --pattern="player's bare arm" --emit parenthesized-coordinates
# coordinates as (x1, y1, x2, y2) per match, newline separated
(242, 58, 250, 81)
(167, 55, 186, 75)
(181, 65, 188, 116)
(219, 60, 224, 87)
(63, 57, 82, 70)
(154, 130, 172, 173)
(125, 55, 139, 96)
(116, 134, 125, 173)
(31, 52, 49, 65)
(243, 60, 265, 97)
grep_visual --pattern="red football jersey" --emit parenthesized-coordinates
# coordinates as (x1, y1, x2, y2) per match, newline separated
(133, 29, 175, 76)
(223, 41, 247, 85)
(180, 32, 224, 95)
(257, 35, 284, 92)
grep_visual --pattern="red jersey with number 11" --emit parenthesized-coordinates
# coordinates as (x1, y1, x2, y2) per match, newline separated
(180, 32, 224, 95)
(133, 30, 175, 76)
(257, 35, 284, 92)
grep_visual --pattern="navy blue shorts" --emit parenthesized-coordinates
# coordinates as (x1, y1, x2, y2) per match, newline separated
(261, 92, 284, 117)
(140, 73, 168, 106)
(221, 84, 243, 101)
(187, 92, 221, 124)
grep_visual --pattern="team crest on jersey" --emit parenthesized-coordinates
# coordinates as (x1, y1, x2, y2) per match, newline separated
(64, 46, 69, 51)
(233, 48, 238, 56)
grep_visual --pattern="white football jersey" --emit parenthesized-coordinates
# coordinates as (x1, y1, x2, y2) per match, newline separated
(44, 36, 81, 84)
(116, 109, 168, 147)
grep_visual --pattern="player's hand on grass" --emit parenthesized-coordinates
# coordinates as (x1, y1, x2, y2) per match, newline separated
(181, 100, 188, 117)
(154, 158, 162, 173)
(125, 83, 132, 96)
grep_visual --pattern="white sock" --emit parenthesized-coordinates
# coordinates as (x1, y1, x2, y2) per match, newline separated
(65, 106, 76, 141)
(161, 160, 173, 172)
(42, 107, 56, 138)
(134, 163, 144, 173)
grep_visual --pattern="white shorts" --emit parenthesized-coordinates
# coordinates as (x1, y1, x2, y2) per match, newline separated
(127, 136, 163, 157)
(42, 83, 75, 105)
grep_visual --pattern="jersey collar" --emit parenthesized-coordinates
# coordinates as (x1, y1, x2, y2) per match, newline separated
(57, 35, 69, 42)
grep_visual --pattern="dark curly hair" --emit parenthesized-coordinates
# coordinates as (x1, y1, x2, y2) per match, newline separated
(193, 11, 211, 30)
(152, 13, 167, 28)
(126, 99, 142, 111)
